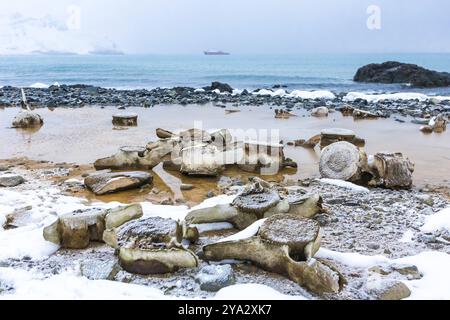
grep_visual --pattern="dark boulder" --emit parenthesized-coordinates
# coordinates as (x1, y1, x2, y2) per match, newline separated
(354, 61, 450, 88)
(204, 82, 233, 93)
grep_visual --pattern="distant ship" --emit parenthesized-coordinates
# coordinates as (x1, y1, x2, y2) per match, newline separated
(204, 50, 230, 56)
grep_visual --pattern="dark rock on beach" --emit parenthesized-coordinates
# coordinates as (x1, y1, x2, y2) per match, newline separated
(354, 61, 450, 88)
(0, 175, 25, 187)
(0, 82, 449, 120)
(203, 81, 234, 93)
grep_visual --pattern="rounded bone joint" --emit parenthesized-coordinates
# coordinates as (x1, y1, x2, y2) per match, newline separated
(319, 141, 368, 182)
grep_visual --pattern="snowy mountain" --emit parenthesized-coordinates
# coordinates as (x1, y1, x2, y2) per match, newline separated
(0, 12, 122, 55)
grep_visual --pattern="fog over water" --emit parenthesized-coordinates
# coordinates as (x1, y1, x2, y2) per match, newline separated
(1, 0, 449, 54)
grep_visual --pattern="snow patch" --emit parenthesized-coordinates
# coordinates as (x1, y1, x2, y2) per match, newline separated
(193, 222, 234, 233)
(317, 248, 450, 300)
(214, 283, 307, 300)
(343, 92, 450, 103)
(0, 268, 169, 300)
(0, 187, 95, 261)
(399, 230, 415, 243)
(289, 90, 336, 100)
(0, 226, 59, 261)
(189, 195, 236, 212)
(252, 89, 335, 100)
(421, 207, 450, 233)
(317, 248, 389, 268)
(396, 252, 450, 300)
(320, 179, 370, 193)
(0, 267, 306, 300)
(218, 219, 266, 243)
(29, 83, 49, 89)
(344, 92, 429, 103)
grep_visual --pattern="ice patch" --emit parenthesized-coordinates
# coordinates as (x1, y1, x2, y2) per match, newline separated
(421, 207, 450, 233)
(194, 88, 205, 93)
(320, 179, 370, 193)
(218, 219, 266, 243)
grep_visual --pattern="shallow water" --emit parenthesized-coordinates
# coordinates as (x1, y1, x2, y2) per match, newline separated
(0, 105, 449, 188)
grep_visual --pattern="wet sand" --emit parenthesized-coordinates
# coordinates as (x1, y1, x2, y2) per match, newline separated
(1, 104, 449, 192)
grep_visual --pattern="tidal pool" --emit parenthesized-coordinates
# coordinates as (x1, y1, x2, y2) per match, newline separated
(1, 104, 449, 193)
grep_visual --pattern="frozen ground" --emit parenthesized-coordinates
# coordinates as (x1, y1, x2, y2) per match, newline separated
(0, 162, 449, 300)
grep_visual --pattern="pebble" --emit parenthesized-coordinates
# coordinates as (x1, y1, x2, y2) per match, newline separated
(0, 175, 25, 187)
(367, 243, 381, 250)
(180, 184, 195, 191)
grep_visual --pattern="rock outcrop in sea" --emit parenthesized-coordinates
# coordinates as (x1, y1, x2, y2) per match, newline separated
(354, 61, 450, 88)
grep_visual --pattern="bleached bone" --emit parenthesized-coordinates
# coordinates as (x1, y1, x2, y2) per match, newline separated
(84, 171, 152, 195)
(203, 214, 345, 295)
(112, 113, 138, 126)
(353, 109, 379, 120)
(368, 152, 414, 189)
(320, 142, 369, 183)
(94, 139, 176, 170)
(185, 182, 323, 229)
(104, 217, 199, 274)
(43, 204, 143, 249)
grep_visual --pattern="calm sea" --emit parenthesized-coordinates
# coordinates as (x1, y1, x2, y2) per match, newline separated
(1, 53, 450, 94)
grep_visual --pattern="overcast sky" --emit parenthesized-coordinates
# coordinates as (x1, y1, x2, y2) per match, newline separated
(1, 0, 449, 54)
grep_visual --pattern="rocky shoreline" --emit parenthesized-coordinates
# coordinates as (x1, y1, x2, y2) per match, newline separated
(0, 158, 449, 300)
(1, 83, 450, 119)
